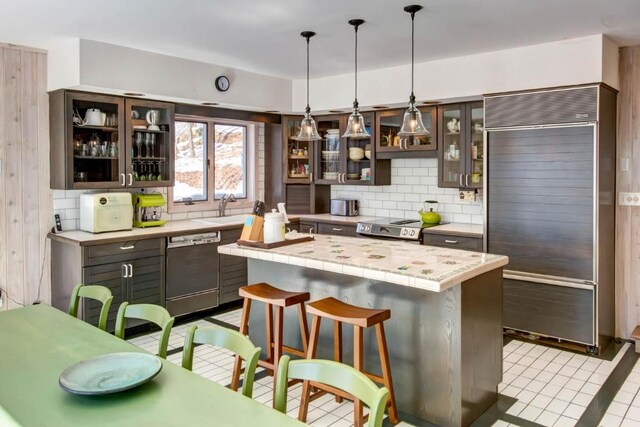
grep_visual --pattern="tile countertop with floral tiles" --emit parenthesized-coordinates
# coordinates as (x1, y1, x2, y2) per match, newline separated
(218, 235, 508, 293)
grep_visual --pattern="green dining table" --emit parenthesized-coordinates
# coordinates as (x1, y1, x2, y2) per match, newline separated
(0, 304, 304, 427)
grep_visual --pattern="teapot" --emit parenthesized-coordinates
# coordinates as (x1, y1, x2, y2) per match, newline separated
(84, 108, 104, 126)
(418, 200, 441, 224)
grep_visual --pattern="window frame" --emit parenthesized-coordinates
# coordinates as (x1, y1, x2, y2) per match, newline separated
(168, 115, 257, 214)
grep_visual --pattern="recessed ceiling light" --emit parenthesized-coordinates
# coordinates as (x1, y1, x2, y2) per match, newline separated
(264, 110, 279, 114)
(202, 102, 218, 106)
(372, 106, 389, 109)
(328, 110, 344, 113)
(124, 92, 145, 97)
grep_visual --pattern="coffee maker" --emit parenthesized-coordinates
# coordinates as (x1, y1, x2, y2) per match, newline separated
(133, 192, 166, 228)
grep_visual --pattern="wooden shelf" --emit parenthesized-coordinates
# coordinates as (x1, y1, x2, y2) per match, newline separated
(73, 124, 119, 132)
(288, 156, 309, 160)
(74, 155, 119, 160)
(132, 128, 168, 134)
(133, 156, 167, 161)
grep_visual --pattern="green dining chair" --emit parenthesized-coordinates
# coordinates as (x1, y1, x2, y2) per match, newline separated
(115, 302, 175, 359)
(68, 283, 114, 331)
(182, 325, 262, 398)
(274, 355, 390, 427)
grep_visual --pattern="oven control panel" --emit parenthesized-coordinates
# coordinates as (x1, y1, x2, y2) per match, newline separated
(356, 223, 421, 241)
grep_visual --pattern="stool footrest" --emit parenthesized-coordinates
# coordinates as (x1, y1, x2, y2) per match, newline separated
(282, 345, 306, 357)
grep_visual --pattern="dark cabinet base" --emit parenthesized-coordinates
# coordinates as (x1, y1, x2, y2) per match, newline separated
(503, 278, 595, 346)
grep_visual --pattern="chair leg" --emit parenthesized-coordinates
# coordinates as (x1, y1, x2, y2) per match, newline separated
(299, 315, 321, 422)
(353, 325, 364, 427)
(376, 323, 399, 424)
(265, 303, 274, 376)
(334, 320, 344, 404)
(297, 303, 309, 354)
(272, 306, 284, 403)
(231, 298, 251, 391)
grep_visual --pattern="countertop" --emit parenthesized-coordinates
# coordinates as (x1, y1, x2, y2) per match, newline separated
(218, 234, 507, 293)
(422, 223, 484, 238)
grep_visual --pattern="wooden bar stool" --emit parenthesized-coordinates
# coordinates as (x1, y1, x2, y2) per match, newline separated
(230, 283, 310, 393)
(298, 297, 399, 426)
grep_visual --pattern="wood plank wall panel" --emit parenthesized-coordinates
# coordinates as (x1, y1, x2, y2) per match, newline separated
(617, 46, 640, 338)
(0, 44, 50, 310)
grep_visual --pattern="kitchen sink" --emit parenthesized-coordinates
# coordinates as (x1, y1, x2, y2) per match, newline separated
(191, 214, 249, 225)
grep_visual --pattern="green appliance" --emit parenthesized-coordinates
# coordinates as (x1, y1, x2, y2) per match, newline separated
(133, 193, 166, 228)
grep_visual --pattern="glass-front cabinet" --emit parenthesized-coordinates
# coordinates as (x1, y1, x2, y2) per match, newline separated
(314, 115, 345, 185)
(344, 112, 375, 184)
(50, 90, 175, 190)
(438, 101, 483, 189)
(375, 106, 437, 157)
(125, 99, 175, 187)
(283, 116, 313, 184)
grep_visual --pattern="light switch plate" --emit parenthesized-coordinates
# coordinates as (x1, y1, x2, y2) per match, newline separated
(618, 192, 640, 206)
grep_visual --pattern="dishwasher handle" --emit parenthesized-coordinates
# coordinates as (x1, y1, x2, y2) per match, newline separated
(167, 233, 220, 249)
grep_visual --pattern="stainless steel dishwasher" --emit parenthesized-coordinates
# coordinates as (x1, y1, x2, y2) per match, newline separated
(166, 232, 220, 316)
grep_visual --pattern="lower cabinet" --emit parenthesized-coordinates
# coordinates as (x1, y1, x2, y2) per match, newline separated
(299, 221, 317, 234)
(317, 222, 357, 237)
(219, 227, 248, 304)
(422, 233, 483, 252)
(51, 237, 165, 333)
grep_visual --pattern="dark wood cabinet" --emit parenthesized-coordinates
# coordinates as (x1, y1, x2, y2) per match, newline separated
(219, 227, 248, 304)
(49, 90, 175, 190)
(298, 221, 317, 234)
(317, 222, 357, 237)
(437, 101, 484, 189)
(375, 107, 437, 159)
(313, 112, 390, 186)
(283, 115, 314, 184)
(51, 237, 165, 333)
(422, 233, 482, 252)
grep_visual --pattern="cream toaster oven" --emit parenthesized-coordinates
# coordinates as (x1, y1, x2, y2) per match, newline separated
(80, 193, 133, 233)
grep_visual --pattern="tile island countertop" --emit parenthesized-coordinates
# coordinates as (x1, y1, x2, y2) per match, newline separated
(218, 234, 507, 292)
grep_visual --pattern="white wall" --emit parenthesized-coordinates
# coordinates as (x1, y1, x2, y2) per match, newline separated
(332, 158, 484, 225)
(75, 40, 292, 112)
(293, 35, 618, 112)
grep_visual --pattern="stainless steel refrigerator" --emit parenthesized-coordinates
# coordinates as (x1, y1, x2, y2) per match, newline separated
(484, 85, 616, 352)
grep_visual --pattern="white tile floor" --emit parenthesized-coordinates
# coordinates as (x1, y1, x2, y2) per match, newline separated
(127, 309, 632, 427)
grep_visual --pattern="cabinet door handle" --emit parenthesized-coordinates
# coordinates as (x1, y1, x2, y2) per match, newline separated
(332, 227, 343, 232)
(120, 173, 125, 186)
(310, 227, 314, 234)
(122, 264, 128, 278)
(445, 240, 459, 244)
(128, 264, 133, 278)
(459, 174, 463, 186)
(128, 173, 133, 186)
(465, 174, 470, 187)
(342, 173, 346, 183)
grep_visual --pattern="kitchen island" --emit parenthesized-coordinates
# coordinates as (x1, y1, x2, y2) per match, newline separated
(218, 235, 508, 427)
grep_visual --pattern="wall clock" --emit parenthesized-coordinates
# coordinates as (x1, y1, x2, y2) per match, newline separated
(215, 76, 230, 92)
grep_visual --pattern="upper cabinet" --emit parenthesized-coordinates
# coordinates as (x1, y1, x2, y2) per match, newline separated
(314, 114, 345, 185)
(49, 90, 175, 190)
(375, 106, 437, 158)
(283, 115, 313, 184)
(438, 101, 484, 189)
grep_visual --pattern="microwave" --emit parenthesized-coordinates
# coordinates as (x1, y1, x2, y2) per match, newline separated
(330, 199, 359, 216)
(80, 193, 133, 233)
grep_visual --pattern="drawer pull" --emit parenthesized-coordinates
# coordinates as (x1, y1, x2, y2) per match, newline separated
(444, 240, 458, 244)
(332, 228, 343, 232)
(120, 244, 135, 250)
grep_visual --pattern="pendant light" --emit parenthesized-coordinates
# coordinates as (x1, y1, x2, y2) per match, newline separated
(343, 19, 370, 139)
(398, 5, 428, 137)
(295, 31, 321, 141)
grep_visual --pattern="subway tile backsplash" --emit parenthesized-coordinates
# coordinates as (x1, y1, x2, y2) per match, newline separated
(53, 124, 265, 231)
(331, 158, 484, 225)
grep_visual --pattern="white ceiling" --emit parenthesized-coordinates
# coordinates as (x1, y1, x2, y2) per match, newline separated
(1, 0, 640, 79)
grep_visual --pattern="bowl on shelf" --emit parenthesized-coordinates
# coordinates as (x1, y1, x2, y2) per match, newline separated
(322, 172, 340, 180)
(348, 147, 365, 161)
(347, 173, 360, 180)
(364, 143, 371, 159)
(321, 150, 340, 160)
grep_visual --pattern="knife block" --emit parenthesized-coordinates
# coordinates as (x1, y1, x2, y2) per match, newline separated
(240, 215, 264, 242)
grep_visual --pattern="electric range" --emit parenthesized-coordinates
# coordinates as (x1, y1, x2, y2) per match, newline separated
(356, 218, 447, 242)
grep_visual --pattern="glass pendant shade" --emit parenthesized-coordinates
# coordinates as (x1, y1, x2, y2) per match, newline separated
(296, 111, 321, 141)
(398, 103, 428, 136)
(343, 108, 369, 139)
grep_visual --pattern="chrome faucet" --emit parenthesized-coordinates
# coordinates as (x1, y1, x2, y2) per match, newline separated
(218, 193, 236, 217)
